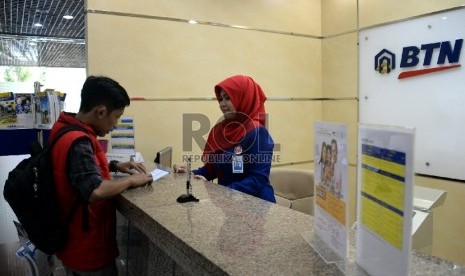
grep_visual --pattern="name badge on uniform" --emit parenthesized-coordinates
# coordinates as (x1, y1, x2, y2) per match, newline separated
(232, 155, 243, 173)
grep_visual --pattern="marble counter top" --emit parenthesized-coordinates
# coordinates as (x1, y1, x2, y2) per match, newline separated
(115, 172, 464, 276)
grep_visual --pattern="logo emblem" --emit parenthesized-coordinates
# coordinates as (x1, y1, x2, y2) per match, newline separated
(375, 49, 396, 74)
(374, 39, 463, 79)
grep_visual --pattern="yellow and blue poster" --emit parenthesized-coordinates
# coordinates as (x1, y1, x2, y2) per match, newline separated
(110, 116, 136, 154)
(356, 123, 415, 276)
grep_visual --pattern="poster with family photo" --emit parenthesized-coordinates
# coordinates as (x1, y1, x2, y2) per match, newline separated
(14, 93, 33, 128)
(313, 121, 348, 261)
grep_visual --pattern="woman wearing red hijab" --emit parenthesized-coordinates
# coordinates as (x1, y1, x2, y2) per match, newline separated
(175, 75, 276, 203)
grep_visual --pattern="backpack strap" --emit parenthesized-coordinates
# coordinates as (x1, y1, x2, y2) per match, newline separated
(49, 125, 88, 148)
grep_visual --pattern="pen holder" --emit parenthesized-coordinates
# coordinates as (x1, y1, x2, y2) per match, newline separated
(176, 193, 199, 203)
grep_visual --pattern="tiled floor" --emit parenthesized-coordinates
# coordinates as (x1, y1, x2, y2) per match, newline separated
(0, 156, 25, 274)
(0, 155, 128, 276)
(1, 155, 29, 275)
(0, 242, 25, 276)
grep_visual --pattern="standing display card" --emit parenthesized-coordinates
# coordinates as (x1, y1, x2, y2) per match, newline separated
(356, 124, 415, 276)
(308, 122, 349, 264)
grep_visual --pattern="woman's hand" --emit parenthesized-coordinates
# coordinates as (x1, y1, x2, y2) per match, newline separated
(193, 174, 207, 181)
(116, 161, 147, 174)
(173, 164, 206, 180)
(173, 163, 187, 173)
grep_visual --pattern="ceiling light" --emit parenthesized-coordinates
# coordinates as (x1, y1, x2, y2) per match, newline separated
(34, 23, 43, 27)
(188, 20, 198, 24)
(63, 15, 74, 20)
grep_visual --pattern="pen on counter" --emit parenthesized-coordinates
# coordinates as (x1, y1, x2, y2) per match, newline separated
(186, 157, 191, 195)
(176, 157, 199, 203)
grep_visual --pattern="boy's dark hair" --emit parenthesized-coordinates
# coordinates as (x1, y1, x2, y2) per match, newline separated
(79, 76, 130, 113)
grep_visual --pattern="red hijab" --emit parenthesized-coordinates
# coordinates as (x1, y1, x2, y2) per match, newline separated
(203, 75, 267, 157)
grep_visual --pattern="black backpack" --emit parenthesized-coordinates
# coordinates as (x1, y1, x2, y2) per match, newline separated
(3, 125, 88, 255)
